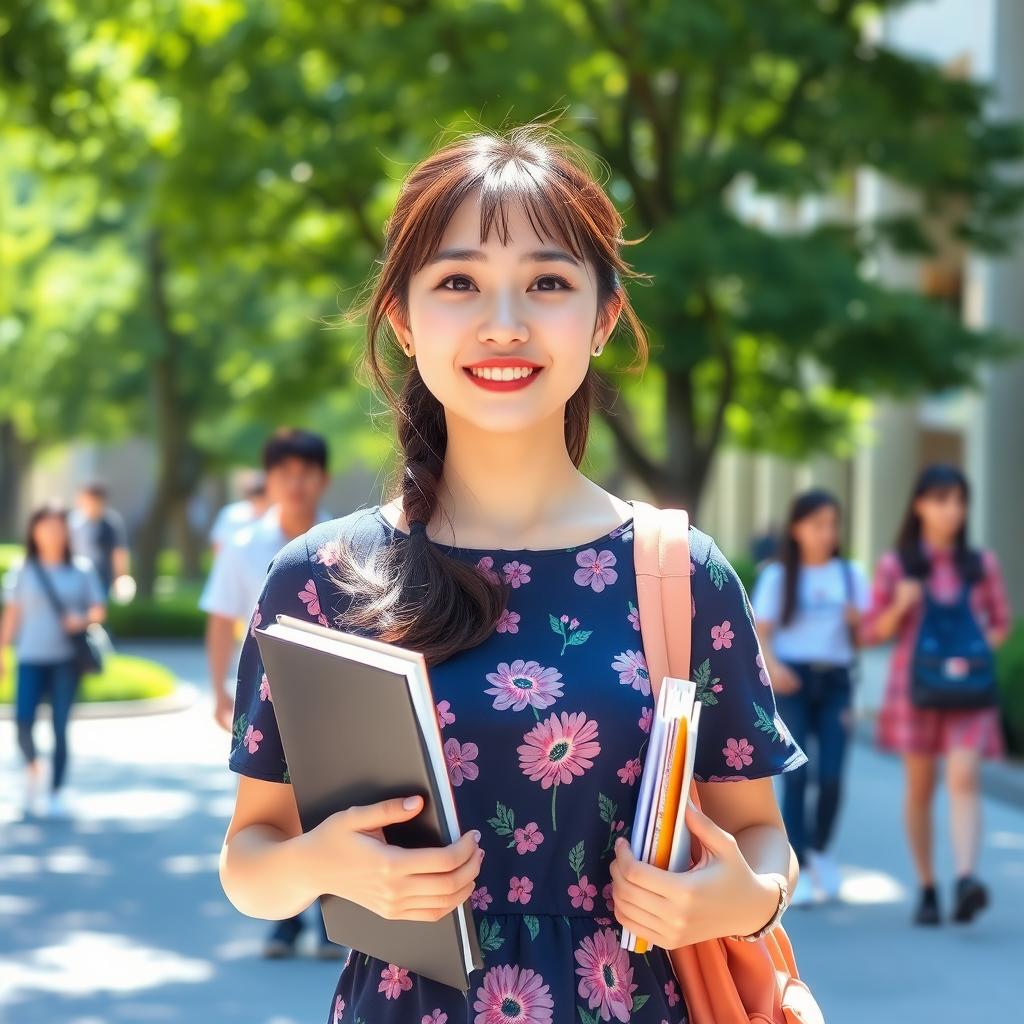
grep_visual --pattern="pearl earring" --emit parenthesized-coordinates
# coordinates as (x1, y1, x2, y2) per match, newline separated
(593, 346, 603, 357)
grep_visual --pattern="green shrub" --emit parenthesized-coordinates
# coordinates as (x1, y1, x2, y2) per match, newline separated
(997, 620, 1024, 757)
(1, 649, 176, 703)
(108, 583, 206, 639)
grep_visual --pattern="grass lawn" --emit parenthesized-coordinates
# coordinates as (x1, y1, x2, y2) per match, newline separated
(1, 649, 177, 704)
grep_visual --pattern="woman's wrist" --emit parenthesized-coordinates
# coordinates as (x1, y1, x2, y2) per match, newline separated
(734, 872, 786, 940)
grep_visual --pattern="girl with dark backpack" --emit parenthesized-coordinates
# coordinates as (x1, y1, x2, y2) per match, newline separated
(861, 464, 1011, 927)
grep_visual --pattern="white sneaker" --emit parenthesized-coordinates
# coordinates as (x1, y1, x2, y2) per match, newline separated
(790, 871, 818, 908)
(21, 773, 42, 819)
(45, 791, 71, 820)
(807, 848, 842, 902)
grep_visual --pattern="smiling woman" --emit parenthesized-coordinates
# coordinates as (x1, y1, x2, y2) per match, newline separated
(220, 125, 809, 1024)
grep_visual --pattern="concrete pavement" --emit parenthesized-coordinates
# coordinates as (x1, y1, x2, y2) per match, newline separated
(1, 641, 1021, 1022)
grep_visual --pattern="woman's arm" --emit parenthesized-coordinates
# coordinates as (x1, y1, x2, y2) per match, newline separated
(0, 601, 20, 679)
(980, 550, 1012, 650)
(859, 553, 918, 645)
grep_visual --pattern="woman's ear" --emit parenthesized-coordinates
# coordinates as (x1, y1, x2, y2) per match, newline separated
(593, 291, 624, 351)
(387, 308, 414, 357)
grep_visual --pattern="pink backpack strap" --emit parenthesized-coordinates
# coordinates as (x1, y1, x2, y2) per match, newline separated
(631, 501, 692, 703)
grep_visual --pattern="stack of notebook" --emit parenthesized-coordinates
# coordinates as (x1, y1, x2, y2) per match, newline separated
(620, 677, 702, 954)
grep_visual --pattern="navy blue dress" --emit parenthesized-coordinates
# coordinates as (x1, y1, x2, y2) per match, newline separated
(228, 507, 807, 1024)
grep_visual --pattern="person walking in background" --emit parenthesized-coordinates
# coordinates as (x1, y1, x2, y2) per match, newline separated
(0, 501, 107, 819)
(209, 471, 269, 554)
(751, 490, 868, 907)
(69, 481, 133, 601)
(200, 427, 339, 960)
(861, 464, 1011, 927)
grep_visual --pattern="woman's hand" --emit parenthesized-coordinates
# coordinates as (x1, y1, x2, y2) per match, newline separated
(769, 660, 801, 696)
(302, 794, 484, 923)
(893, 579, 922, 614)
(609, 801, 780, 949)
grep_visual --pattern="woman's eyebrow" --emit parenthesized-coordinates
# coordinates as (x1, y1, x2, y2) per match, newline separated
(426, 247, 580, 266)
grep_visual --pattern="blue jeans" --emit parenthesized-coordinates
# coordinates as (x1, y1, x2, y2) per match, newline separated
(774, 663, 853, 865)
(15, 660, 80, 792)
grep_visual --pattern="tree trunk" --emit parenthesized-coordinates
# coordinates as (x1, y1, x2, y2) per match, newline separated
(0, 420, 35, 541)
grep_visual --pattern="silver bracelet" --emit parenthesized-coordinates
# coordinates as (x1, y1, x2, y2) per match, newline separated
(729, 873, 789, 942)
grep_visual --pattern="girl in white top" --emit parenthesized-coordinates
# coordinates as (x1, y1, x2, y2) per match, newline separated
(751, 489, 868, 906)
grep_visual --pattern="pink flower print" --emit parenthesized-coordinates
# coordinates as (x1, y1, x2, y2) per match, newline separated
(611, 650, 651, 696)
(757, 651, 771, 686)
(518, 712, 601, 789)
(617, 757, 642, 786)
(249, 606, 262, 638)
(573, 548, 618, 592)
(297, 579, 321, 618)
(444, 737, 479, 787)
(723, 737, 755, 771)
(595, 916, 612, 926)
(503, 560, 532, 588)
(665, 979, 680, 1007)
(711, 619, 735, 650)
(508, 875, 534, 905)
(569, 617, 579, 630)
(476, 556, 500, 584)
(422, 1012, 448, 1024)
(435, 699, 455, 730)
(568, 874, 597, 912)
(317, 613, 329, 627)
(627, 600, 640, 631)
(713, 683, 724, 693)
(259, 674, 272, 702)
(244, 724, 263, 754)
(705, 774, 749, 782)
(575, 927, 637, 1023)
(378, 963, 413, 1000)
(315, 543, 340, 568)
(470, 885, 493, 911)
(560, 614, 569, 624)
(485, 660, 563, 713)
(333, 995, 345, 1024)
(603, 881, 614, 914)
(496, 609, 521, 634)
(513, 821, 544, 854)
(639, 706, 653, 734)
(473, 965, 553, 1024)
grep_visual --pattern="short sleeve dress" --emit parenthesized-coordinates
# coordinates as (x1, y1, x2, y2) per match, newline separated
(228, 506, 807, 1024)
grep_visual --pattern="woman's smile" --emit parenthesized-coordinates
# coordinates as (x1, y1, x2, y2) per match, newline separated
(463, 358, 544, 391)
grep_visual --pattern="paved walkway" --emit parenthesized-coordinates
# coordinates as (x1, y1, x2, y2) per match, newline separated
(1, 642, 1022, 1022)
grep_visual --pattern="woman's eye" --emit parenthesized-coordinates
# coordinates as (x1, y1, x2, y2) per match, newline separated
(531, 275, 572, 292)
(440, 275, 476, 292)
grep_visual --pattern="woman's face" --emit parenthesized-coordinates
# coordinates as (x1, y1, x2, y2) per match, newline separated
(914, 486, 967, 543)
(33, 514, 68, 557)
(791, 504, 839, 563)
(394, 192, 619, 437)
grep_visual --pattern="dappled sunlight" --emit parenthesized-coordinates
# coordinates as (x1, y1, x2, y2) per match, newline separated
(835, 865, 908, 905)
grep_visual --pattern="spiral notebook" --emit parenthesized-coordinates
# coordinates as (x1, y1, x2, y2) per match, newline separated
(254, 614, 483, 991)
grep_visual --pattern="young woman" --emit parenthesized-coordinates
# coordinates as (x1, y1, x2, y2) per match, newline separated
(751, 490, 868, 908)
(0, 501, 107, 819)
(861, 464, 1011, 927)
(219, 128, 808, 1024)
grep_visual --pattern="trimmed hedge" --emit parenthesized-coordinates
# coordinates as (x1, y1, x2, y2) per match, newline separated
(998, 620, 1024, 756)
(1, 649, 176, 704)
(108, 584, 206, 639)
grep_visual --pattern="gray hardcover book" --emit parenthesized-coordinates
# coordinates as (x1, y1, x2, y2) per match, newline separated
(254, 614, 483, 991)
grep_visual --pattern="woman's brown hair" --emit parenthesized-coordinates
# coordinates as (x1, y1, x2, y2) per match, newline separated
(332, 126, 648, 665)
(25, 500, 73, 564)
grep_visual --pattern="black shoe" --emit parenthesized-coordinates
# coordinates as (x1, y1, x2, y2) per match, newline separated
(952, 876, 989, 924)
(913, 885, 941, 926)
(263, 916, 304, 958)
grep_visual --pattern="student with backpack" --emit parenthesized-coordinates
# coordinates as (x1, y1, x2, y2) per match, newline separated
(861, 464, 1011, 926)
(751, 490, 868, 907)
(218, 128, 816, 1024)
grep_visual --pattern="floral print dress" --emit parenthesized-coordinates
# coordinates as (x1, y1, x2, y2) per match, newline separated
(229, 506, 807, 1024)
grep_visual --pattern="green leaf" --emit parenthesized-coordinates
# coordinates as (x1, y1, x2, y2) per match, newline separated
(567, 630, 592, 646)
(632, 994, 650, 1012)
(598, 792, 617, 824)
(524, 914, 540, 940)
(707, 558, 729, 591)
(549, 614, 564, 635)
(232, 713, 248, 746)
(478, 917, 505, 952)
(753, 701, 781, 741)
(569, 840, 585, 876)
(487, 801, 515, 837)
(577, 1008, 597, 1024)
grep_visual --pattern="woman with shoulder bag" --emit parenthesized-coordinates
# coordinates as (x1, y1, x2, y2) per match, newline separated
(0, 501, 107, 819)
(860, 464, 1011, 927)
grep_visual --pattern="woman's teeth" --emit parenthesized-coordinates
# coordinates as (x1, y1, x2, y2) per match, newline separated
(469, 366, 537, 381)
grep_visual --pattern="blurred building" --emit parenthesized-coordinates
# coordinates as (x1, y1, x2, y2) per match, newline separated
(700, 0, 1024, 612)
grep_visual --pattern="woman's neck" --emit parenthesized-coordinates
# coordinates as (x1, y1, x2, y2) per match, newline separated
(921, 530, 955, 552)
(35, 551, 64, 566)
(428, 410, 623, 549)
(800, 551, 833, 567)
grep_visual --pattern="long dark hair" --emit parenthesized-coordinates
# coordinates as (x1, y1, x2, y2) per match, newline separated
(25, 500, 73, 564)
(895, 463, 982, 584)
(330, 126, 648, 665)
(779, 489, 842, 626)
